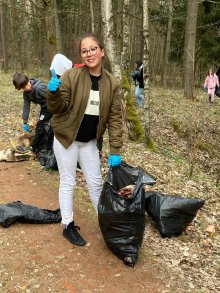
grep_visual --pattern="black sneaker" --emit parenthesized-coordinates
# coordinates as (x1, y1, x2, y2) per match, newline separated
(76, 162, 82, 172)
(63, 222, 86, 246)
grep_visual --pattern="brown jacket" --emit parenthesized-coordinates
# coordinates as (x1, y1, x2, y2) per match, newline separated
(46, 66, 123, 154)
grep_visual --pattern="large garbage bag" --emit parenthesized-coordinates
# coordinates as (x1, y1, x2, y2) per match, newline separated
(32, 120, 58, 170)
(145, 191, 205, 237)
(38, 149, 58, 170)
(0, 201, 61, 228)
(215, 86, 220, 98)
(98, 162, 146, 267)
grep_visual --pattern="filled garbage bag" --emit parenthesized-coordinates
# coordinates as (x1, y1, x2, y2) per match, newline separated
(38, 149, 58, 170)
(0, 201, 61, 228)
(145, 191, 205, 237)
(32, 120, 58, 170)
(98, 162, 146, 267)
(215, 86, 220, 98)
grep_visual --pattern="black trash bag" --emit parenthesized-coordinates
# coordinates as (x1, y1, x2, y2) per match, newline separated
(110, 162, 156, 187)
(145, 191, 205, 237)
(38, 149, 58, 170)
(32, 120, 58, 170)
(98, 162, 146, 267)
(0, 201, 61, 228)
(215, 86, 220, 98)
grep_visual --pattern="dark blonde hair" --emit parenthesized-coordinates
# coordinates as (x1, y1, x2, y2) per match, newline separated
(78, 33, 104, 53)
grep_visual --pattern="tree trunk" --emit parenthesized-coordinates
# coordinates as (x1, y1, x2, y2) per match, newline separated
(101, 0, 121, 79)
(44, 0, 56, 62)
(54, 0, 63, 53)
(121, 0, 130, 73)
(162, 0, 173, 87)
(143, 0, 151, 144)
(90, 0, 95, 33)
(183, 0, 199, 99)
(0, 0, 8, 71)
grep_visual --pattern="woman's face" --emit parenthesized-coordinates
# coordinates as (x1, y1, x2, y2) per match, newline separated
(80, 37, 104, 75)
(209, 69, 212, 74)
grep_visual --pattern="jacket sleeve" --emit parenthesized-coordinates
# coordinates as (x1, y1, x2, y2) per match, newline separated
(107, 81, 123, 154)
(46, 72, 71, 114)
(22, 94, 31, 124)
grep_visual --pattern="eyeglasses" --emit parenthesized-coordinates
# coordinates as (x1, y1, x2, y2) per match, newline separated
(80, 46, 99, 57)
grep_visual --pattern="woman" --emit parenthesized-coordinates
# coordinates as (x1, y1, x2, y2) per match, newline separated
(46, 34, 123, 246)
(204, 68, 219, 103)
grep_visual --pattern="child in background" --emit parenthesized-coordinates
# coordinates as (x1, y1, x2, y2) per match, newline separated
(13, 73, 52, 152)
(131, 60, 144, 108)
(204, 68, 219, 103)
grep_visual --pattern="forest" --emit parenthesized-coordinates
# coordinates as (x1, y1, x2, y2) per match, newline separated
(0, 0, 219, 87)
(0, 1, 220, 292)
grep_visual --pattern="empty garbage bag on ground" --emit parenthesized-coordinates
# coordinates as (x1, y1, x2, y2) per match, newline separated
(145, 191, 205, 237)
(98, 162, 146, 267)
(0, 201, 61, 228)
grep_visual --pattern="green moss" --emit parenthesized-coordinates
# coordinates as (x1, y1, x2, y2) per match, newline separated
(146, 137, 157, 151)
(121, 71, 130, 91)
(121, 73, 145, 142)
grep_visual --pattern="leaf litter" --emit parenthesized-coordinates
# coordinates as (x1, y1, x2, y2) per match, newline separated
(0, 73, 220, 292)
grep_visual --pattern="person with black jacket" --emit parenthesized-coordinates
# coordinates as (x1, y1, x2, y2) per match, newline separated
(12, 72, 52, 152)
(131, 60, 144, 108)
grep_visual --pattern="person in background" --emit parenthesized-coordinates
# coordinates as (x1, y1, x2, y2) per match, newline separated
(46, 33, 123, 246)
(131, 60, 144, 108)
(204, 68, 219, 103)
(12, 72, 52, 151)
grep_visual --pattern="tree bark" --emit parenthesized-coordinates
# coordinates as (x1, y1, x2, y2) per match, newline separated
(101, 0, 121, 79)
(0, 0, 8, 71)
(183, 0, 199, 99)
(162, 0, 173, 87)
(143, 0, 151, 144)
(121, 0, 130, 73)
(54, 0, 63, 53)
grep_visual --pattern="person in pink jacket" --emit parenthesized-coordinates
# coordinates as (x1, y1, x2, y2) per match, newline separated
(204, 69, 219, 103)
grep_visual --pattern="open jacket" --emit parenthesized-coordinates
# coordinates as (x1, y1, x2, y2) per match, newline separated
(46, 66, 123, 154)
(23, 79, 47, 123)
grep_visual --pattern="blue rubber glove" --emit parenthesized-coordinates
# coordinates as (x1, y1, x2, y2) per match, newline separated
(203, 85, 207, 91)
(48, 68, 62, 92)
(23, 124, 30, 132)
(108, 154, 122, 167)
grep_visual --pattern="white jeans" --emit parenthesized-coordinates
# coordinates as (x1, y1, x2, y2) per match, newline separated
(53, 137, 102, 225)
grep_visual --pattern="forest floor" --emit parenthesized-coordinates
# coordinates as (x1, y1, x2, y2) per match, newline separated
(0, 72, 220, 293)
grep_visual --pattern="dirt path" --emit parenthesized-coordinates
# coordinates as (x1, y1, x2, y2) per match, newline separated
(0, 160, 169, 293)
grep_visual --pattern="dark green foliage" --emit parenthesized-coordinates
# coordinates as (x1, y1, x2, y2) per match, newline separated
(197, 1, 220, 65)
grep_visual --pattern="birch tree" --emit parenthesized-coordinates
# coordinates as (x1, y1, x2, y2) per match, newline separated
(143, 0, 151, 145)
(121, 0, 130, 72)
(101, 0, 121, 79)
